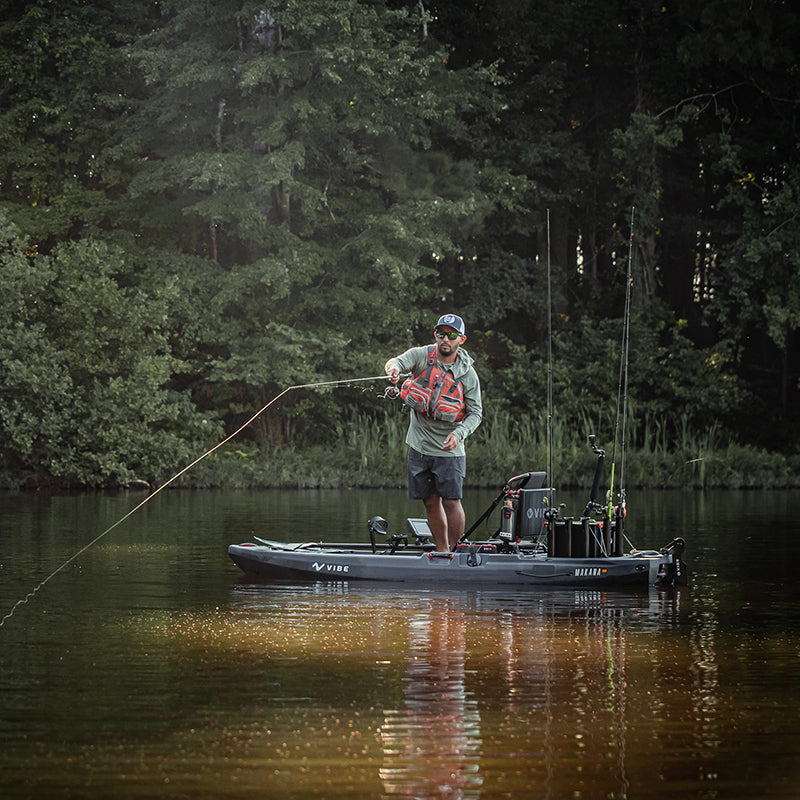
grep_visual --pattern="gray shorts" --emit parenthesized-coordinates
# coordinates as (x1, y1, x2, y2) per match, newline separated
(407, 447, 466, 500)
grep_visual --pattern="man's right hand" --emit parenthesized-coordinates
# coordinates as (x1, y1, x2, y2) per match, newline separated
(385, 362, 400, 384)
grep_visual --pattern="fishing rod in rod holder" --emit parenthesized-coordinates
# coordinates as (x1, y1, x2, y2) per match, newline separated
(454, 471, 536, 549)
(581, 434, 606, 518)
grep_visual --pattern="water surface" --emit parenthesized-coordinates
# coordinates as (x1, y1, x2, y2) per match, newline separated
(1, 488, 799, 798)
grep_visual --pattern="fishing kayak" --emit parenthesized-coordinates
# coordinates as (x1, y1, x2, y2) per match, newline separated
(228, 530, 685, 587)
(229, 444, 687, 589)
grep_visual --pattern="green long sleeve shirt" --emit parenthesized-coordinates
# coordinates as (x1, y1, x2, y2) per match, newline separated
(385, 345, 482, 457)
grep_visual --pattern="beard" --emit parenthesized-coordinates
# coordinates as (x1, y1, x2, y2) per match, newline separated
(437, 339, 458, 359)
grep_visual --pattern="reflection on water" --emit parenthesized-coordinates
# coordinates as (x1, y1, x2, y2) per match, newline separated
(222, 583, 692, 799)
(372, 588, 686, 799)
(380, 601, 482, 799)
(2, 489, 800, 799)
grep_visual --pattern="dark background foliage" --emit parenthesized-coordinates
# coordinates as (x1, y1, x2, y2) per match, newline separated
(0, 0, 797, 487)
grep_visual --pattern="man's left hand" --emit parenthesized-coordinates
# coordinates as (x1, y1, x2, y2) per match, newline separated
(442, 433, 458, 451)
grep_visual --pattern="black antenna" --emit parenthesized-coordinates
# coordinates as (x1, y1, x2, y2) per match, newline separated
(620, 207, 634, 495)
(546, 209, 554, 507)
(608, 207, 635, 520)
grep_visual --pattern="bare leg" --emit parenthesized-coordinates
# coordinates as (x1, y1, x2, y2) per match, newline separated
(422, 494, 449, 552)
(442, 498, 465, 549)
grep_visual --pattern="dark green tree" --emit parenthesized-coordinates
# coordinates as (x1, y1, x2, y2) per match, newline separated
(433, 0, 798, 449)
(612, 0, 800, 445)
(0, 0, 156, 246)
(0, 212, 217, 486)
(122, 0, 512, 445)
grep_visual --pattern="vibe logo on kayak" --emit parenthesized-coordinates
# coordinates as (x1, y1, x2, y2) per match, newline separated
(312, 561, 350, 573)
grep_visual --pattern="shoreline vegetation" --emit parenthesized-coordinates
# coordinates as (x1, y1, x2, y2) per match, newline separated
(4, 410, 798, 492)
(2, 3, 798, 498)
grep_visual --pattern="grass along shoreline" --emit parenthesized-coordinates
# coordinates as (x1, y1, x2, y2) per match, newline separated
(177, 409, 800, 491)
(2, 409, 796, 491)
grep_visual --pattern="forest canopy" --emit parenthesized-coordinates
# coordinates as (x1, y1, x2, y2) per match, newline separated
(0, 0, 798, 488)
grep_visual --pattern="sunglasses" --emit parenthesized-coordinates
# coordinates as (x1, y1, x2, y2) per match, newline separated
(435, 330, 461, 340)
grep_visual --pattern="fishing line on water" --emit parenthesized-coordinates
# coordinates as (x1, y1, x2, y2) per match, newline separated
(0, 372, 399, 628)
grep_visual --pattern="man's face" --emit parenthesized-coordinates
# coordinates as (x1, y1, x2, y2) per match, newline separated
(434, 326, 465, 359)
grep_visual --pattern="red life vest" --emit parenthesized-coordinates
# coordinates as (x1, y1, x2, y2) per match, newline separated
(400, 345, 467, 423)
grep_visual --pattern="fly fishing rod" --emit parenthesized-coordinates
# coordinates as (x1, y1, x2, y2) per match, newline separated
(0, 371, 408, 628)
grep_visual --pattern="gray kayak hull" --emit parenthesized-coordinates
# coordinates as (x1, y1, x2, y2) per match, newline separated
(228, 541, 678, 587)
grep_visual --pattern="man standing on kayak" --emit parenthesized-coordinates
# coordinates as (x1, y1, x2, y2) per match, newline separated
(384, 314, 483, 552)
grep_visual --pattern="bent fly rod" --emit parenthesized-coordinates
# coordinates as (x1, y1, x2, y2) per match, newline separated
(0, 371, 408, 629)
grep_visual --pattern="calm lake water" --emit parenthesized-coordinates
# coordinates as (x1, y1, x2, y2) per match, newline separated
(1, 487, 800, 799)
